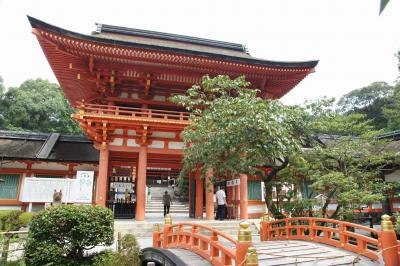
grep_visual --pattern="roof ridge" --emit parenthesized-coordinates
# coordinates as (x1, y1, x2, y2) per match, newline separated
(95, 23, 249, 53)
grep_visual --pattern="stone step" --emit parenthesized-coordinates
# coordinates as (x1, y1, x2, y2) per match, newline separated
(115, 220, 259, 237)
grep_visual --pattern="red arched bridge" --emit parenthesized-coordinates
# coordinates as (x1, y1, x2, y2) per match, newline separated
(142, 214, 400, 266)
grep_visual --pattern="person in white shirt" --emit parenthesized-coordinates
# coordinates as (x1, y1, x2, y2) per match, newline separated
(215, 186, 227, 220)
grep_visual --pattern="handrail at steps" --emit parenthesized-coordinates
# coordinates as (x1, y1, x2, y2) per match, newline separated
(260, 214, 400, 266)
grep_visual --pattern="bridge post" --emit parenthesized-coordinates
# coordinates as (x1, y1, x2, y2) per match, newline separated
(162, 214, 172, 248)
(153, 223, 160, 248)
(245, 246, 259, 266)
(260, 212, 270, 241)
(236, 221, 253, 265)
(380, 214, 399, 266)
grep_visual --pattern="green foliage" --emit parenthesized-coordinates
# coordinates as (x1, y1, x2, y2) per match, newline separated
(176, 176, 189, 197)
(0, 210, 34, 232)
(92, 234, 141, 266)
(0, 76, 4, 96)
(0, 211, 34, 264)
(380, 0, 391, 14)
(171, 75, 309, 218)
(24, 205, 114, 266)
(171, 75, 305, 179)
(0, 78, 81, 134)
(116, 234, 141, 266)
(92, 250, 118, 266)
(337, 82, 394, 130)
(383, 83, 400, 131)
(303, 115, 394, 219)
(18, 212, 35, 228)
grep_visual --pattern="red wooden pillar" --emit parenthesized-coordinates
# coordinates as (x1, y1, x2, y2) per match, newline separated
(195, 171, 204, 219)
(240, 174, 248, 219)
(136, 145, 147, 221)
(205, 168, 214, 220)
(96, 147, 109, 206)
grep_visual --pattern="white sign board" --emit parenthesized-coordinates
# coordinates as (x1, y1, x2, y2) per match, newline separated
(21, 178, 74, 203)
(73, 171, 94, 203)
(21, 171, 94, 203)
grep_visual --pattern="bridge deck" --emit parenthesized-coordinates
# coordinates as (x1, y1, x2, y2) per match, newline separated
(168, 248, 213, 265)
(253, 240, 382, 266)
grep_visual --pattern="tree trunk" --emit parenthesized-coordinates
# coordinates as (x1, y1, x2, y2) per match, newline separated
(262, 157, 289, 219)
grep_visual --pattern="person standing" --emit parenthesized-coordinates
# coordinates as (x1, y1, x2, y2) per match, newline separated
(163, 191, 172, 216)
(215, 187, 227, 220)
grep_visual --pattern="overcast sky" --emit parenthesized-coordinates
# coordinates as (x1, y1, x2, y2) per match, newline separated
(0, 0, 399, 104)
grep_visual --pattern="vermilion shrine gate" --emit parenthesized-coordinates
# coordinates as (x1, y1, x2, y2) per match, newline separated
(28, 16, 317, 221)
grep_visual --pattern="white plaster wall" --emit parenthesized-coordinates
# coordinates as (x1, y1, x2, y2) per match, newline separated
(149, 141, 164, 149)
(152, 131, 175, 139)
(114, 128, 124, 135)
(0, 161, 26, 169)
(120, 92, 128, 98)
(32, 162, 69, 171)
(127, 139, 140, 147)
(168, 142, 184, 150)
(74, 164, 98, 171)
(110, 138, 123, 146)
(371, 203, 383, 209)
(248, 204, 265, 214)
(153, 95, 166, 101)
(127, 130, 137, 136)
(0, 206, 21, 210)
(131, 93, 139, 99)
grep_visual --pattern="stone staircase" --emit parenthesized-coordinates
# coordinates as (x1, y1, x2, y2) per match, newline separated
(146, 199, 189, 214)
(115, 219, 260, 238)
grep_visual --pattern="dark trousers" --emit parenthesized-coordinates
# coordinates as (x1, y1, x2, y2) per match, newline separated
(164, 205, 170, 216)
(216, 204, 226, 220)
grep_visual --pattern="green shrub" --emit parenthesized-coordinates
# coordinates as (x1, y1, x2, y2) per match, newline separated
(18, 212, 35, 227)
(117, 234, 141, 266)
(0, 210, 23, 231)
(0, 210, 34, 263)
(24, 205, 114, 266)
(92, 250, 118, 266)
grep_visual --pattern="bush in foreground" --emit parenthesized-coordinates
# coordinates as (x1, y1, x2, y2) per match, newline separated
(24, 205, 113, 266)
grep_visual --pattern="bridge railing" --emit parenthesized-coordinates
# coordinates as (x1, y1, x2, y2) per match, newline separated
(260, 214, 400, 266)
(153, 214, 258, 266)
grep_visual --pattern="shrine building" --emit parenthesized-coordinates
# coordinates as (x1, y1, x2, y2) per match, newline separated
(0, 16, 318, 220)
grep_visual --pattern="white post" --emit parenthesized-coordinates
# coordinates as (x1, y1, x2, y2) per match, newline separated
(28, 202, 32, 212)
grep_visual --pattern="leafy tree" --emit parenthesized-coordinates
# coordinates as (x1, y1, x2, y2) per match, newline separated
(0, 76, 4, 96)
(171, 75, 310, 218)
(0, 78, 81, 134)
(383, 83, 400, 131)
(337, 82, 394, 130)
(303, 111, 399, 220)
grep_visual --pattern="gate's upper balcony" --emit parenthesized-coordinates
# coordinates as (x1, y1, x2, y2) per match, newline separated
(72, 102, 191, 129)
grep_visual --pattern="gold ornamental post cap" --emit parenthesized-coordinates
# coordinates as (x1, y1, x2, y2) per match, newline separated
(381, 214, 394, 231)
(246, 246, 259, 265)
(164, 214, 172, 225)
(262, 212, 270, 222)
(153, 223, 160, 232)
(238, 221, 252, 242)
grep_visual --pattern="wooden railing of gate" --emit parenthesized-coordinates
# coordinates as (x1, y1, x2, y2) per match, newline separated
(152, 214, 258, 266)
(260, 214, 400, 266)
(76, 102, 191, 124)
